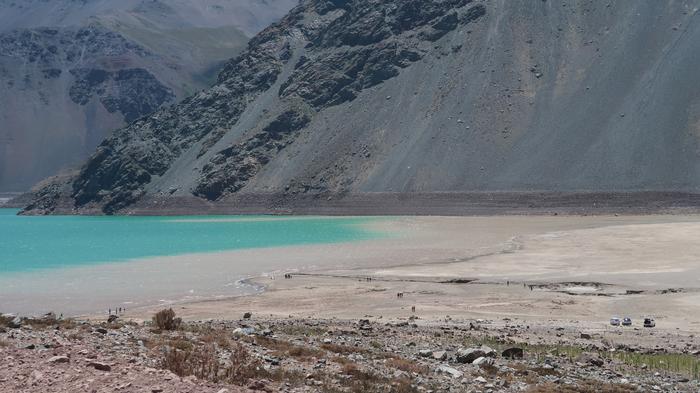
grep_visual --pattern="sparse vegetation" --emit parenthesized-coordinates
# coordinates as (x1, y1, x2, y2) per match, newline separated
(385, 356, 429, 374)
(248, 335, 324, 361)
(607, 351, 700, 380)
(152, 308, 181, 331)
(278, 324, 326, 336)
(527, 381, 637, 393)
(321, 342, 366, 355)
(468, 335, 700, 380)
(0, 314, 12, 327)
(160, 341, 266, 384)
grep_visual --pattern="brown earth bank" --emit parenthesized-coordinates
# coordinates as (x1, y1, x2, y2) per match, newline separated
(15, 191, 700, 216)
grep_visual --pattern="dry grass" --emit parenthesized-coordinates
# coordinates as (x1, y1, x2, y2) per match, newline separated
(200, 330, 233, 350)
(278, 324, 326, 336)
(527, 381, 637, 393)
(160, 341, 266, 385)
(332, 355, 354, 366)
(168, 336, 195, 352)
(267, 368, 309, 385)
(152, 309, 181, 331)
(0, 314, 12, 327)
(0, 339, 9, 347)
(385, 357, 429, 375)
(320, 342, 366, 355)
(529, 366, 561, 377)
(250, 335, 324, 361)
(341, 363, 384, 389)
(336, 363, 420, 393)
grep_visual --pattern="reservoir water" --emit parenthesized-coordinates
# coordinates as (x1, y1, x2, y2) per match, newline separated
(0, 208, 383, 315)
(0, 209, 378, 274)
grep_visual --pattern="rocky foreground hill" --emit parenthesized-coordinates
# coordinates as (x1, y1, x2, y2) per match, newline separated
(1, 312, 698, 392)
(0, 0, 296, 193)
(19, 0, 700, 215)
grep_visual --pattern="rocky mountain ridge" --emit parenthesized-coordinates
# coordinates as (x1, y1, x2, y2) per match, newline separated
(21, 0, 700, 215)
(0, 0, 296, 192)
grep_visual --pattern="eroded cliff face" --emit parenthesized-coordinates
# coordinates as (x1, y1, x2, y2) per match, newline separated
(21, 0, 700, 215)
(0, 0, 296, 192)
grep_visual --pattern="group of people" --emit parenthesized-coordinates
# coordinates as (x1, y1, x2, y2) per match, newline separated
(108, 307, 126, 315)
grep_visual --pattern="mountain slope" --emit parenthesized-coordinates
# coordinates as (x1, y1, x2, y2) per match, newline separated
(21, 0, 700, 215)
(0, 0, 296, 192)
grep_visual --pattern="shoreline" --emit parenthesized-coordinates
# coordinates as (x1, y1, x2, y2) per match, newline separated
(16, 190, 700, 216)
(79, 214, 700, 335)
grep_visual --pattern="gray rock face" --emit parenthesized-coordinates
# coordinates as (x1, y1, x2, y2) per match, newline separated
(0, 0, 297, 193)
(69, 68, 175, 123)
(20, 0, 700, 214)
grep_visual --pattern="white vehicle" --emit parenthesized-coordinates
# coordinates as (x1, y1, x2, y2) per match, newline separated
(643, 317, 656, 328)
(610, 317, 621, 326)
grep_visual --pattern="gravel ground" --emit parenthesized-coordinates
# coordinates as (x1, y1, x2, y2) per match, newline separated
(1, 313, 698, 393)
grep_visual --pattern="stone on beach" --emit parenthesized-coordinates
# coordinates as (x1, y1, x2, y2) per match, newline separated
(86, 361, 112, 372)
(437, 365, 464, 379)
(47, 355, 70, 364)
(432, 350, 448, 361)
(456, 346, 496, 364)
(7, 316, 22, 329)
(502, 347, 524, 359)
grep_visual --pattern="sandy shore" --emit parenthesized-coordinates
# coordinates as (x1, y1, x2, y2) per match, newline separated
(23, 213, 691, 335)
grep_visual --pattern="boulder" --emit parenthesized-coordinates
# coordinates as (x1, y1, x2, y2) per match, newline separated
(501, 347, 524, 359)
(233, 327, 255, 335)
(432, 351, 448, 361)
(87, 361, 112, 372)
(473, 356, 494, 366)
(418, 349, 433, 357)
(95, 328, 108, 335)
(47, 355, 70, 364)
(436, 365, 463, 379)
(248, 381, 267, 390)
(580, 333, 592, 339)
(456, 346, 496, 364)
(243, 312, 252, 319)
(8, 316, 22, 329)
(575, 352, 604, 367)
(107, 315, 119, 323)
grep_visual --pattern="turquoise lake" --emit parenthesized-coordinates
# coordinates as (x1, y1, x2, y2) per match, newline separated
(0, 209, 379, 274)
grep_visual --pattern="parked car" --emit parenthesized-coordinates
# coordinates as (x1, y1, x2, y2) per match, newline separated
(622, 317, 632, 326)
(644, 317, 656, 328)
(610, 317, 621, 326)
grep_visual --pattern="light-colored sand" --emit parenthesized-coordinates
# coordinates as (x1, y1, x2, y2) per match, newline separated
(5, 214, 700, 335)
